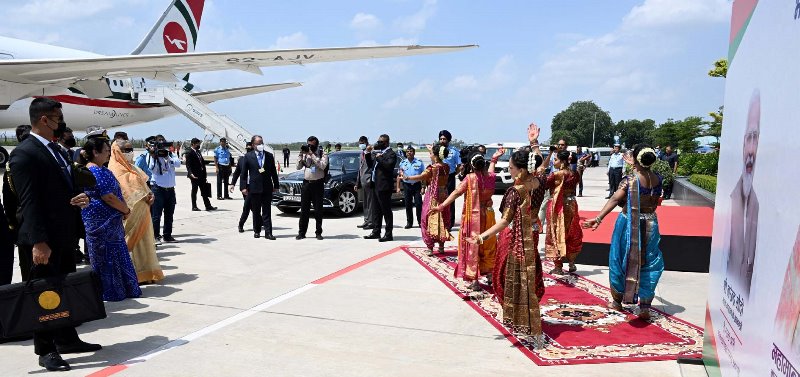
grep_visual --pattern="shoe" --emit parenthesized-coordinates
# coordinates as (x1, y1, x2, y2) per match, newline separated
(38, 352, 70, 371)
(192, 207, 201, 211)
(363, 233, 380, 240)
(608, 300, 623, 311)
(638, 308, 652, 321)
(154, 236, 163, 245)
(56, 340, 102, 354)
(238, 226, 245, 233)
(604, 196, 611, 199)
(404, 224, 413, 229)
(362, 224, 375, 230)
(224, 196, 232, 200)
(206, 206, 217, 211)
(265, 233, 276, 240)
(549, 268, 565, 275)
(379, 234, 393, 242)
(316, 235, 324, 240)
(296, 234, 306, 240)
(356, 223, 367, 229)
(217, 197, 223, 200)
(578, 194, 583, 197)
(568, 263, 577, 273)
(162, 236, 177, 243)
(254, 233, 261, 238)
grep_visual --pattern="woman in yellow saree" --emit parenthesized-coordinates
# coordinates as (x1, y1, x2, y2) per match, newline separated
(109, 140, 164, 284)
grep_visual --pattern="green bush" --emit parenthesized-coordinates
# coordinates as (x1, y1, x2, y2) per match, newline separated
(689, 174, 717, 193)
(676, 152, 719, 176)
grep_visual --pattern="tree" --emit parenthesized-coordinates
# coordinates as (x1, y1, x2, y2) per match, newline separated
(549, 101, 614, 147)
(708, 58, 728, 78)
(615, 119, 656, 147)
(653, 117, 703, 153)
(705, 106, 723, 147)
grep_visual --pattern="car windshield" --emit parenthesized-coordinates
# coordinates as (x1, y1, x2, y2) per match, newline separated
(328, 153, 360, 173)
(485, 147, 513, 162)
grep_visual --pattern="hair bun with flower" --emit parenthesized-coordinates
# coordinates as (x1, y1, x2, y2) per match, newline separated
(636, 147, 656, 167)
(527, 151, 535, 172)
(438, 145, 445, 161)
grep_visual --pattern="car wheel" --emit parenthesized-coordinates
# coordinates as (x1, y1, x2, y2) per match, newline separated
(0, 147, 8, 168)
(336, 189, 357, 216)
(277, 206, 299, 214)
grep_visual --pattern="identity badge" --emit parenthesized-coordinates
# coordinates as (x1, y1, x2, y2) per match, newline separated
(259, 168, 265, 174)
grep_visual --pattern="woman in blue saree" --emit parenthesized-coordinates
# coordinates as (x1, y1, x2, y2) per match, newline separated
(79, 132, 142, 302)
(582, 144, 664, 320)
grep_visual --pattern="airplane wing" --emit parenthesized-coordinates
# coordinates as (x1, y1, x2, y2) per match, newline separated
(191, 82, 302, 103)
(0, 45, 477, 84)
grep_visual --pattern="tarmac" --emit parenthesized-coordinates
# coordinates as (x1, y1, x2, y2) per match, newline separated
(0, 163, 710, 376)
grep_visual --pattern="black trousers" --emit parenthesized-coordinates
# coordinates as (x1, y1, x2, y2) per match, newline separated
(249, 191, 273, 234)
(446, 173, 457, 230)
(151, 185, 176, 238)
(372, 189, 393, 235)
(190, 179, 212, 209)
(608, 167, 623, 195)
(0, 236, 12, 286)
(24, 246, 80, 355)
(299, 179, 324, 236)
(217, 166, 232, 198)
(283, 155, 290, 167)
(239, 193, 251, 228)
(663, 183, 674, 199)
(402, 182, 422, 226)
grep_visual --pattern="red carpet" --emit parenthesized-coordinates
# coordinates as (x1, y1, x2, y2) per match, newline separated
(403, 245, 703, 365)
(580, 206, 713, 243)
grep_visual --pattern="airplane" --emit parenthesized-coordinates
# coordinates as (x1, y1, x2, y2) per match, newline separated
(0, 0, 476, 159)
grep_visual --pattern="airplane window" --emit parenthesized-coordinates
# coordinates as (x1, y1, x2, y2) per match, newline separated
(113, 80, 118, 86)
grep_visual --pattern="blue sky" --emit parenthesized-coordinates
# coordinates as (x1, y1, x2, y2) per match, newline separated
(0, 0, 731, 145)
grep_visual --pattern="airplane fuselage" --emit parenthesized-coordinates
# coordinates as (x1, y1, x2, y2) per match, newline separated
(0, 36, 181, 131)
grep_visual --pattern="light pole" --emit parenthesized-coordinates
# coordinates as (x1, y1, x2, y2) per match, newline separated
(591, 112, 597, 148)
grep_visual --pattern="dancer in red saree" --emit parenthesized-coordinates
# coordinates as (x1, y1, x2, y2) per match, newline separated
(468, 124, 546, 347)
(545, 150, 584, 275)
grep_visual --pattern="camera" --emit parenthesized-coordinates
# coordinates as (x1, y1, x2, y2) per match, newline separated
(300, 144, 310, 153)
(148, 140, 172, 158)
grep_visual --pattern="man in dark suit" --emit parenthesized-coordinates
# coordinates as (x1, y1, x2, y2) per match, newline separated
(230, 142, 253, 233)
(9, 98, 101, 371)
(364, 134, 397, 242)
(56, 127, 87, 265)
(185, 138, 217, 211)
(239, 135, 279, 239)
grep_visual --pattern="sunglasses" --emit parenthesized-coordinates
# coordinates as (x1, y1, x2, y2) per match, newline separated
(122, 148, 134, 153)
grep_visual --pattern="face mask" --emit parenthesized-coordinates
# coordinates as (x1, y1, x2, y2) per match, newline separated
(64, 137, 76, 148)
(123, 151, 135, 163)
(256, 144, 265, 152)
(50, 120, 67, 137)
(359, 144, 366, 150)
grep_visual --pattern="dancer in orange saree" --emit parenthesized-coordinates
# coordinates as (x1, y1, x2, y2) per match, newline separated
(545, 150, 584, 275)
(401, 144, 453, 254)
(434, 149, 500, 290)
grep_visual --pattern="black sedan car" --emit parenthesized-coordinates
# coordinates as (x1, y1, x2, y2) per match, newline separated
(273, 150, 404, 216)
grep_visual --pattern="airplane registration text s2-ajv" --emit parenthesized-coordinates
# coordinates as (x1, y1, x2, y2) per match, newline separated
(0, 0, 476, 151)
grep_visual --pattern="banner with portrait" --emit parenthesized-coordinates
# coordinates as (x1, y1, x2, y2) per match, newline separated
(703, 1, 800, 376)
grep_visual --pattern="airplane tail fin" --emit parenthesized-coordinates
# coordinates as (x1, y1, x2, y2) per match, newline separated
(131, 0, 205, 56)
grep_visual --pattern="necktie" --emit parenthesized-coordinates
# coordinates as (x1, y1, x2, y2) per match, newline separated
(47, 142, 72, 185)
(258, 152, 264, 168)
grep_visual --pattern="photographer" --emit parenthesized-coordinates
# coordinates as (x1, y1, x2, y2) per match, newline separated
(135, 136, 156, 184)
(185, 138, 217, 212)
(148, 135, 181, 242)
(364, 134, 397, 242)
(296, 136, 328, 240)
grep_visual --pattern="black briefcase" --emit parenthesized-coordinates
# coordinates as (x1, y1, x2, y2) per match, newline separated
(201, 181, 212, 197)
(0, 270, 106, 337)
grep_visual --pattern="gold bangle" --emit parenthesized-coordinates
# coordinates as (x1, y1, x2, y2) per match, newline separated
(477, 234, 484, 244)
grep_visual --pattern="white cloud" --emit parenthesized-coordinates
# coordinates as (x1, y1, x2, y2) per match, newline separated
(622, 0, 731, 29)
(445, 75, 478, 91)
(350, 13, 382, 30)
(382, 79, 435, 108)
(394, 0, 437, 34)
(487, 55, 515, 88)
(269, 32, 309, 50)
(389, 37, 419, 46)
(9, 0, 114, 24)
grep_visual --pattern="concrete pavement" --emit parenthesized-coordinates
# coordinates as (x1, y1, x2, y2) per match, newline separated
(0, 165, 709, 376)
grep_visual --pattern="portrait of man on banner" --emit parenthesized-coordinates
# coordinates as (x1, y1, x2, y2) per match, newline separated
(726, 90, 760, 297)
